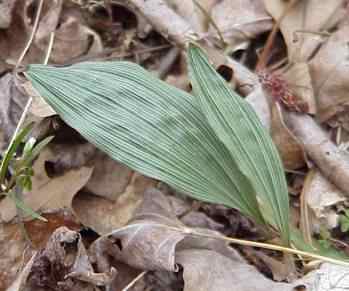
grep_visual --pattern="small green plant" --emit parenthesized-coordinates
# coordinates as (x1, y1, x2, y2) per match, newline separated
(339, 209, 349, 233)
(24, 44, 348, 264)
(0, 123, 53, 221)
(318, 227, 333, 250)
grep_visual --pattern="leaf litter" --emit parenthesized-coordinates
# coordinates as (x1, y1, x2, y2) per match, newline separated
(3, 0, 349, 290)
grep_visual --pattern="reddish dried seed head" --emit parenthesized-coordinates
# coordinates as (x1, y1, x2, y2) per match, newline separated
(257, 69, 309, 113)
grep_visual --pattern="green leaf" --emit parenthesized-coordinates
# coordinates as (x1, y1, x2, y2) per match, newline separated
(21, 135, 54, 168)
(340, 215, 349, 233)
(187, 44, 290, 245)
(25, 61, 265, 225)
(0, 123, 34, 185)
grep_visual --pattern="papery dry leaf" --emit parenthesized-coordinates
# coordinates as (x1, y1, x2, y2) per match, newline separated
(309, 24, 349, 123)
(166, 0, 219, 33)
(305, 263, 349, 290)
(6, 253, 36, 291)
(73, 172, 157, 235)
(304, 170, 346, 231)
(0, 212, 81, 291)
(0, 147, 93, 222)
(0, 0, 17, 28)
(271, 103, 305, 170)
(177, 249, 292, 291)
(210, 0, 273, 51)
(90, 188, 186, 272)
(0, 0, 102, 72)
(84, 154, 133, 200)
(0, 1, 54, 71)
(264, 0, 345, 62)
(45, 16, 103, 63)
(88, 188, 325, 291)
(23, 227, 113, 291)
(34, 0, 103, 63)
(0, 74, 29, 147)
(180, 211, 224, 231)
(21, 81, 56, 118)
(0, 223, 35, 291)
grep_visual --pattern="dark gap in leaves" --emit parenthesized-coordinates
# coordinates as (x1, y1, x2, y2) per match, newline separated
(113, 238, 123, 251)
(231, 49, 244, 60)
(26, 1, 38, 25)
(44, 161, 60, 178)
(216, 64, 234, 82)
(111, 4, 137, 29)
(91, 5, 109, 19)
(293, 284, 307, 291)
(46, 117, 87, 145)
(236, 246, 274, 280)
(79, 227, 99, 246)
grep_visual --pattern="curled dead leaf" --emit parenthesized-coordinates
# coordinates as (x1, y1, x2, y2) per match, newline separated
(24, 227, 115, 291)
(0, 73, 29, 147)
(303, 170, 346, 232)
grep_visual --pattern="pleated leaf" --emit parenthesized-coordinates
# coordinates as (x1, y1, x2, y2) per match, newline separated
(187, 44, 290, 245)
(25, 61, 265, 225)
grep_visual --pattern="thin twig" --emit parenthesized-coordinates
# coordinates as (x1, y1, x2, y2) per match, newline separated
(9, 0, 46, 148)
(109, 223, 349, 267)
(43, 32, 56, 65)
(15, 0, 44, 69)
(122, 272, 146, 291)
(256, 0, 300, 70)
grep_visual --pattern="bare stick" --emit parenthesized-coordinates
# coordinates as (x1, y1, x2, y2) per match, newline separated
(15, 0, 44, 69)
(121, 271, 146, 291)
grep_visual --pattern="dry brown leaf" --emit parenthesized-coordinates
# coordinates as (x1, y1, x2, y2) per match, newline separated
(0, 0, 103, 72)
(180, 211, 224, 231)
(271, 103, 305, 170)
(309, 24, 349, 123)
(210, 0, 273, 51)
(0, 212, 80, 291)
(304, 170, 346, 231)
(46, 16, 103, 63)
(73, 172, 157, 235)
(0, 74, 29, 147)
(21, 81, 56, 118)
(0, 223, 35, 291)
(166, 0, 219, 33)
(22, 227, 114, 291)
(177, 249, 292, 291)
(264, 0, 345, 62)
(84, 154, 133, 200)
(0, 0, 17, 28)
(0, 147, 93, 222)
(89, 188, 186, 272)
(304, 262, 349, 290)
(89, 189, 315, 291)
